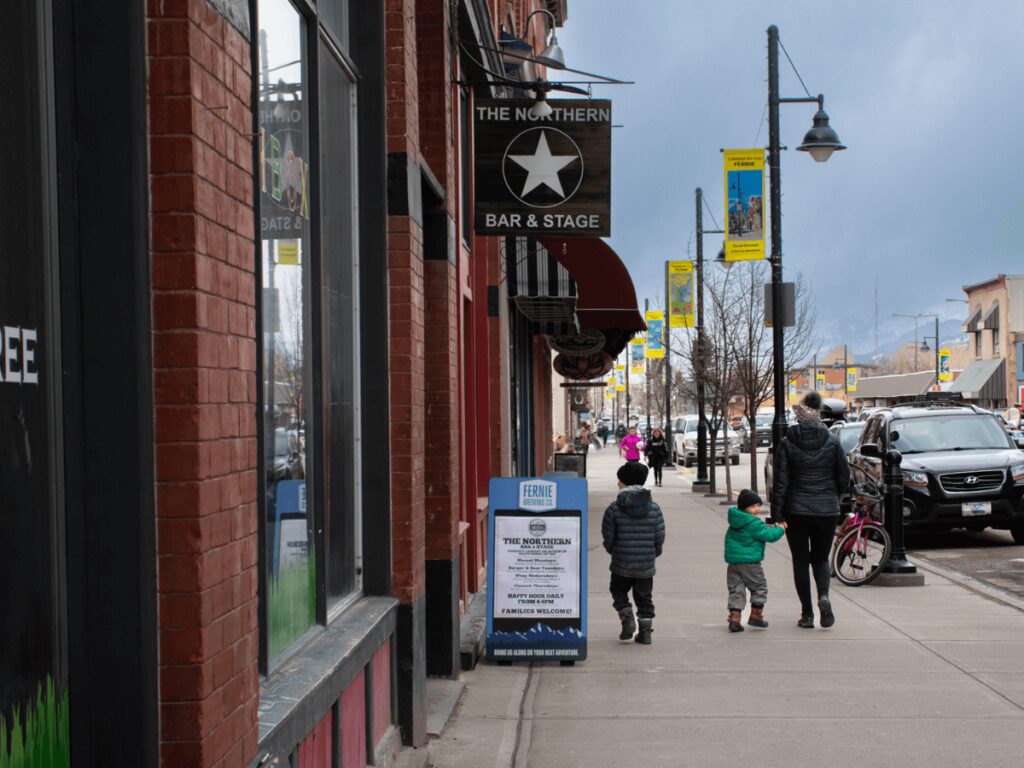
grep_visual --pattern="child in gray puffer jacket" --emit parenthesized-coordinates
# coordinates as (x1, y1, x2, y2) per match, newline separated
(602, 462, 666, 645)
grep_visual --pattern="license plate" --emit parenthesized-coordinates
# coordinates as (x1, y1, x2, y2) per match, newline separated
(962, 501, 992, 516)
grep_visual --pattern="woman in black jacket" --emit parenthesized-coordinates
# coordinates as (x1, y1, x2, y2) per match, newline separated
(644, 428, 669, 487)
(772, 392, 850, 628)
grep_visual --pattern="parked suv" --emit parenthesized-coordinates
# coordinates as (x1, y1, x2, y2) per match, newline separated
(847, 400, 1024, 542)
(671, 416, 741, 467)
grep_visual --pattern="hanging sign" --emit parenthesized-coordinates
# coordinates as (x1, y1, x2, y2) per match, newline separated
(474, 99, 611, 236)
(846, 367, 858, 393)
(645, 311, 665, 359)
(487, 477, 588, 662)
(630, 337, 645, 375)
(667, 261, 695, 328)
(939, 349, 952, 381)
(615, 364, 625, 392)
(723, 149, 765, 261)
(788, 380, 797, 401)
(815, 371, 826, 392)
(259, 98, 311, 241)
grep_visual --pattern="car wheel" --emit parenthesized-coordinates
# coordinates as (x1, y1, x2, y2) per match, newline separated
(684, 457, 693, 468)
(1011, 522, 1024, 545)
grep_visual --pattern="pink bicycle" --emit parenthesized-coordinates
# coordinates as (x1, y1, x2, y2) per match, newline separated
(830, 482, 892, 586)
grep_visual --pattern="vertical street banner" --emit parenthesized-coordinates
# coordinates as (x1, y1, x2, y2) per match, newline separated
(474, 99, 612, 236)
(723, 149, 765, 261)
(615, 364, 626, 392)
(939, 349, 952, 381)
(487, 478, 588, 662)
(645, 311, 665, 358)
(667, 261, 695, 328)
(815, 371, 826, 392)
(630, 337, 645, 375)
(846, 368, 858, 393)
(788, 380, 797, 401)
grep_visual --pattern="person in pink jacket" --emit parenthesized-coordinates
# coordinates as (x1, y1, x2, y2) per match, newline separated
(619, 426, 646, 463)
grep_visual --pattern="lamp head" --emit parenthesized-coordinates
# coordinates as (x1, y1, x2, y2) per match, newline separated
(535, 31, 566, 69)
(528, 89, 553, 119)
(796, 108, 846, 163)
(920, 339, 931, 352)
(714, 246, 733, 270)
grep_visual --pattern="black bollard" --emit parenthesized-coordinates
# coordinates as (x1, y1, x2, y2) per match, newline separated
(882, 447, 917, 574)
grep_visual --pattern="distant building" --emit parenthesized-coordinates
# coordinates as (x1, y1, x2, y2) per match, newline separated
(953, 274, 1024, 409)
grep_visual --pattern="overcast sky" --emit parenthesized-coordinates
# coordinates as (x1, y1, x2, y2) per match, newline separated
(556, 0, 1024, 356)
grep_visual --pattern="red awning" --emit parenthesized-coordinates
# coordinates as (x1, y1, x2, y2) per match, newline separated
(538, 236, 646, 358)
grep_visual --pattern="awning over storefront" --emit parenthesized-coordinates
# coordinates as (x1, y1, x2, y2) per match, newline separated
(506, 237, 579, 335)
(948, 358, 1005, 401)
(964, 306, 982, 332)
(852, 371, 935, 400)
(538, 236, 646, 358)
(983, 302, 1000, 330)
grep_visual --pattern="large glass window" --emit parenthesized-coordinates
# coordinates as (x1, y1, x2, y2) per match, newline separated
(0, 0, 68, 761)
(258, 0, 315, 659)
(319, 39, 361, 609)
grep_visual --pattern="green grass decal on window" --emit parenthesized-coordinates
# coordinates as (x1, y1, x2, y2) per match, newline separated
(268, 550, 316, 658)
(0, 677, 69, 768)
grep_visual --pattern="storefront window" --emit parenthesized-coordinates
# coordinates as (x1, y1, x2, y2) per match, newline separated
(258, 0, 315, 659)
(0, 1, 68, 762)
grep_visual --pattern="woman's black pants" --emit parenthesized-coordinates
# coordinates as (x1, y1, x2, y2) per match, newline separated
(784, 515, 837, 616)
(650, 457, 664, 484)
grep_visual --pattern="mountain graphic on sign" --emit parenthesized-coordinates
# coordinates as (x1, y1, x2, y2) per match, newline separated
(488, 622, 585, 648)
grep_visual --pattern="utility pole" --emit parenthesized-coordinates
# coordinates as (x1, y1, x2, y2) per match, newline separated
(663, 262, 674, 466)
(645, 298, 652, 437)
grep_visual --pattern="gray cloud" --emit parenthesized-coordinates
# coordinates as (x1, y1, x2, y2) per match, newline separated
(555, 0, 1024, 355)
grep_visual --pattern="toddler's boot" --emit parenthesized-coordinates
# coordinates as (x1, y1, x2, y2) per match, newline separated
(634, 618, 653, 645)
(748, 604, 768, 628)
(617, 609, 636, 641)
(728, 610, 744, 633)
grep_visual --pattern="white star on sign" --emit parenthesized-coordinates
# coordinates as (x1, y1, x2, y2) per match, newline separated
(509, 131, 578, 198)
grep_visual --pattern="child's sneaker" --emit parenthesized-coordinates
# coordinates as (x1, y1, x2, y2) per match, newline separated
(617, 609, 636, 641)
(747, 605, 768, 628)
(728, 610, 744, 633)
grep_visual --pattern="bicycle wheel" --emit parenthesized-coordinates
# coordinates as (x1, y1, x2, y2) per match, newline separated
(831, 524, 892, 587)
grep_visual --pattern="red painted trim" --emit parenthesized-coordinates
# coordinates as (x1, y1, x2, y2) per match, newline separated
(372, 641, 392, 748)
(341, 670, 367, 768)
(297, 710, 332, 768)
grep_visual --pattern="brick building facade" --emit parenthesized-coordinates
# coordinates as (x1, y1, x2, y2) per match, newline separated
(2, 0, 579, 766)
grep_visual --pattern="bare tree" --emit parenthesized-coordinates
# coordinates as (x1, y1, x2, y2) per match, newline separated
(725, 264, 818, 491)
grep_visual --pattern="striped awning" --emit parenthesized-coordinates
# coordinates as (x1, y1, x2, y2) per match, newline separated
(506, 237, 579, 335)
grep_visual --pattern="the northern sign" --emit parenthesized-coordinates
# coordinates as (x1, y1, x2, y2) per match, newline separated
(474, 99, 611, 237)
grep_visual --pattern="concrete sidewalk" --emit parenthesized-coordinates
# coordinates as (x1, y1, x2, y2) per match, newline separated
(428, 448, 1024, 767)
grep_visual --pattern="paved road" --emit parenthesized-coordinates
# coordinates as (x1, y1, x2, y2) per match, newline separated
(910, 528, 1024, 602)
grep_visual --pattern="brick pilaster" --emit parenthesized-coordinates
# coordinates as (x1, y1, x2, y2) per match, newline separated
(148, 2, 259, 766)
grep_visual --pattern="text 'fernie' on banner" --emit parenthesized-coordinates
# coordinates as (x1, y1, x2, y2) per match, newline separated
(723, 149, 765, 262)
(667, 261, 695, 328)
(645, 311, 665, 359)
(630, 337, 645, 375)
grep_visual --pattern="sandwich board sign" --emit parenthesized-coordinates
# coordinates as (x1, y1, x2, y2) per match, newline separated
(486, 477, 588, 663)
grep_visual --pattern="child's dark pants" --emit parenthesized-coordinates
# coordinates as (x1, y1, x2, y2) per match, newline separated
(610, 574, 655, 619)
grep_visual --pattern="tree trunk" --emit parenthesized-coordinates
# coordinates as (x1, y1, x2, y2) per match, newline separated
(747, 405, 759, 493)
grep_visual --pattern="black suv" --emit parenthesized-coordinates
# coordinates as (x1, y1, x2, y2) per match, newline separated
(847, 400, 1024, 542)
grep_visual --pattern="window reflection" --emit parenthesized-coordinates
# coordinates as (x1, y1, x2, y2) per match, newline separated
(258, 0, 314, 659)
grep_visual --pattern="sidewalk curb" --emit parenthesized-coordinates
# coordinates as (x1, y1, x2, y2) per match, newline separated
(911, 555, 1024, 614)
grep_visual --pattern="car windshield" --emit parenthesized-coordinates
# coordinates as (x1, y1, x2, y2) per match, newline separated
(891, 415, 1013, 453)
(837, 423, 864, 452)
(755, 415, 772, 427)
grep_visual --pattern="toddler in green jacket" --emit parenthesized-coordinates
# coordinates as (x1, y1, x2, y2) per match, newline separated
(724, 489, 787, 632)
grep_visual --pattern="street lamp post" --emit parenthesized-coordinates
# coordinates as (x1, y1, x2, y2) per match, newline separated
(693, 187, 724, 493)
(832, 344, 849, 400)
(766, 24, 845, 454)
(920, 315, 941, 388)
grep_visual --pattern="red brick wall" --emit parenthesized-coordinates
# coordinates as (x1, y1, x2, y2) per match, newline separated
(415, 0, 455, 214)
(148, 2, 259, 766)
(387, 0, 427, 605)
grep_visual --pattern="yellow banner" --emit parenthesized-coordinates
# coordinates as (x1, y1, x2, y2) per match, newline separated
(630, 337, 645, 374)
(815, 372, 825, 393)
(788, 380, 797, 402)
(667, 261, 695, 328)
(723, 149, 765, 262)
(846, 367, 858, 393)
(939, 349, 952, 381)
(615, 365, 625, 392)
(645, 311, 665, 358)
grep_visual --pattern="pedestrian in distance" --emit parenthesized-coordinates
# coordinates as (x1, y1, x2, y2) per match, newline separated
(578, 422, 593, 453)
(644, 427, 669, 486)
(619, 425, 645, 463)
(772, 391, 851, 629)
(724, 489, 787, 632)
(602, 462, 665, 644)
(596, 421, 609, 448)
